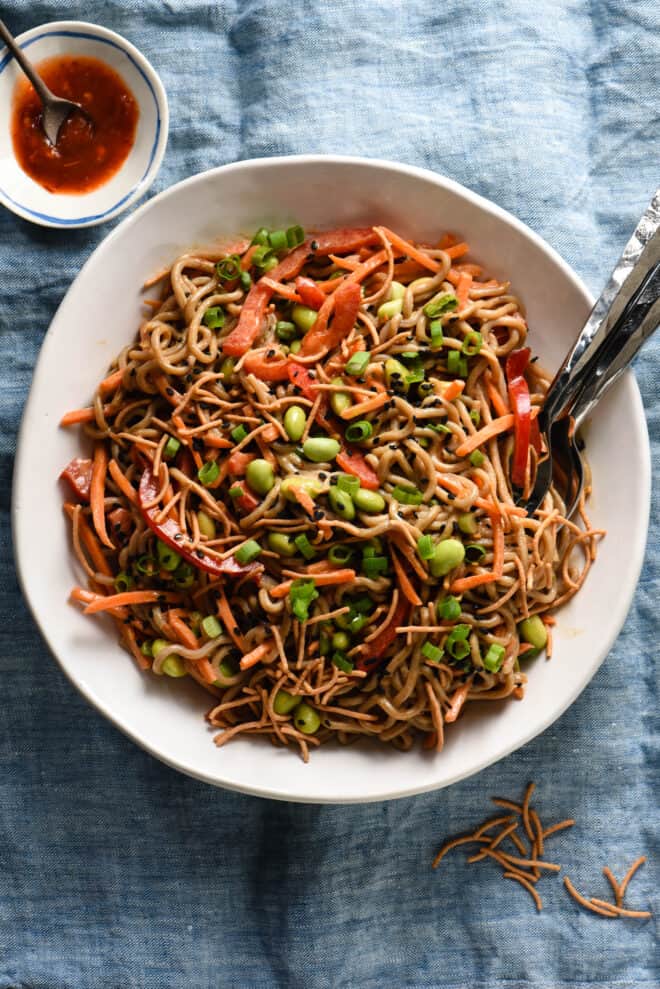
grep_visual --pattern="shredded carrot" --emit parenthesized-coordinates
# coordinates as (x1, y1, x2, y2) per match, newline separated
(240, 244, 260, 270)
(260, 277, 302, 303)
(240, 640, 275, 671)
(450, 571, 500, 594)
(391, 549, 422, 606)
(98, 368, 124, 396)
(217, 588, 246, 651)
(261, 423, 280, 443)
(486, 376, 510, 417)
(270, 569, 356, 600)
(289, 484, 317, 516)
(456, 271, 473, 309)
(375, 226, 441, 273)
(107, 458, 138, 505)
(203, 433, 233, 449)
(444, 242, 470, 260)
(437, 233, 457, 249)
(168, 611, 199, 650)
(195, 658, 218, 684)
(64, 503, 113, 576)
(90, 444, 114, 549)
(439, 379, 465, 402)
(339, 392, 389, 419)
(84, 590, 180, 614)
(60, 407, 96, 426)
(328, 253, 360, 271)
(445, 683, 470, 723)
(70, 587, 127, 619)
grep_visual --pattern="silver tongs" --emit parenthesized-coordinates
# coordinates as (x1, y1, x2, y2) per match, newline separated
(519, 189, 660, 517)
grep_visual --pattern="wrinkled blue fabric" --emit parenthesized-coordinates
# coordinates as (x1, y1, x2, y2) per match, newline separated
(0, 2, 658, 987)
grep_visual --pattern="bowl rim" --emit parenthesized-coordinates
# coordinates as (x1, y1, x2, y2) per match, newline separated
(12, 155, 651, 802)
(0, 19, 169, 229)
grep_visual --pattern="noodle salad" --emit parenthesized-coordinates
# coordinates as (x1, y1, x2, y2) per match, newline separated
(60, 224, 602, 760)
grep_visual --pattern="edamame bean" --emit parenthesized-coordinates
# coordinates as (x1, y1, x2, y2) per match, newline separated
(331, 631, 351, 651)
(293, 702, 321, 734)
(220, 357, 235, 381)
(518, 615, 548, 650)
(289, 340, 302, 354)
(457, 513, 477, 535)
(385, 357, 409, 393)
(197, 510, 216, 540)
(387, 280, 406, 301)
(302, 437, 341, 463)
(352, 488, 385, 514)
(162, 656, 187, 677)
(281, 476, 324, 502)
(330, 376, 352, 416)
(429, 538, 465, 577)
(291, 304, 318, 333)
(273, 689, 302, 715)
(328, 485, 356, 520)
(157, 540, 181, 572)
(377, 298, 403, 321)
(268, 532, 297, 557)
(284, 405, 307, 442)
(246, 458, 275, 495)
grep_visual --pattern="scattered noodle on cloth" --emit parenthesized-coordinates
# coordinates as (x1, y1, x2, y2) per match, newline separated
(60, 224, 604, 760)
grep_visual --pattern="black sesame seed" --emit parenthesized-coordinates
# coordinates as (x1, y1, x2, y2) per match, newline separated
(318, 471, 327, 480)
(311, 240, 319, 251)
(173, 533, 183, 541)
(166, 387, 175, 396)
(389, 443, 397, 450)
(267, 349, 275, 358)
(196, 550, 204, 559)
(233, 626, 241, 635)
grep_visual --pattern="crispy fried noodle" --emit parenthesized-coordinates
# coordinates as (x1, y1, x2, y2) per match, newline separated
(60, 224, 603, 761)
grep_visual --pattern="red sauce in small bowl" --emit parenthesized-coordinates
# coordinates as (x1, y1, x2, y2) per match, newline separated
(11, 55, 139, 195)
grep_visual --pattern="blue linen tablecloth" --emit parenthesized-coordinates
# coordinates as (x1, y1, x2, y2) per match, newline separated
(1, 1, 658, 986)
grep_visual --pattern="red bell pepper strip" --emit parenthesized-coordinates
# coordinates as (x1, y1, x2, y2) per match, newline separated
(356, 597, 410, 673)
(242, 350, 290, 381)
(287, 361, 318, 401)
(226, 451, 255, 476)
(229, 482, 260, 514)
(138, 468, 262, 582)
(222, 227, 379, 356)
(505, 348, 532, 488)
(300, 280, 362, 356)
(60, 457, 93, 501)
(336, 448, 380, 491)
(295, 276, 325, 310)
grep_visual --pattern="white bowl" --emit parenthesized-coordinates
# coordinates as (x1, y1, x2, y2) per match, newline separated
(12, 156, 651, 802)
(0, 20, 168, 228)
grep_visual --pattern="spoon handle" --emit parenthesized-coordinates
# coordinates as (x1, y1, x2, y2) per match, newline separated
(541, 189, 660, 429)
(0, 17, 53, 106)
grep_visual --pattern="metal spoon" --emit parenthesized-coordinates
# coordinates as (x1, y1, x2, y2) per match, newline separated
(519, 189, 660, 517)
(0, 17, 93, 145)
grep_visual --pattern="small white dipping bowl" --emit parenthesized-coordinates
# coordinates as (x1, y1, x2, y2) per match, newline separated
(12, 156, 651, 802)
(0, 20, 168, 228)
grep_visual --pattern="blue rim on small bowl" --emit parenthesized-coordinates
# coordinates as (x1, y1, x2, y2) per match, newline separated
(0, 20, 169, 228)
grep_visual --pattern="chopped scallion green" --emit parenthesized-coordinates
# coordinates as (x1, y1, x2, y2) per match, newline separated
(197, 460, 220, 486)
(230, 424, 248, 443)
(294, 534, 317, 560)
(345, 351, 371, 376)
(234, 539, 262, 564)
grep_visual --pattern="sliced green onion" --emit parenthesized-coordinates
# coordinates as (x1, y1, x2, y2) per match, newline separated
(203, 306, 225, 329)
(197, 510, 216, 540)
(469, 408, 481, 426)
(345, 351, 371, 376)
(445, 624, 472, 661)
(230, 424, 248, 443)
(392, 484, 423, 506)
(289, 579, 318, 622)
(201, 615, 222, 639)
(198, 460, 220, 486)
(217, 658, 238, 679)
(319, 632, 331, 657)
(251, 244, 275, 268)
(135, 555, 157, 576)
(251, 227, 270, 246)
(228, 483, 245, 500)
(114, 571, 133, 593)
(294, 534, 317, 560)
(417, 534, 435, 560)
(483, 642, 506, 672)
(235, 539, 262, 564)
(437, 595, 462, 621)
(352, 595, 374, 614)
(406, 366, 425, 386)
(163, 436, 181, 460)
(362, 556, 389, 578)
(291, 304, 318, 333)
(330, 377, 352, 416)
(162, 655, 187, 678)
(268, 229, 288, 251)
(289, 340, 302, 354)
(387, 280, 406, 301)
(385, 357, 409, 393)
(469, 450, 485, 468)
(462, 330, 483, 356)
(423, 294, 458, 318)
(337, 474, 360, 496)
(286, 224, 305, 247)
(429, 319, 444, 349)
(447, 350, 461, 375)
(345, 420, 373, 443)
(429, 422, 452, 435)
(332, 652, 354, 673)
(518, 615, 548, 650)
(459, 357, 468, 377)
(465, 543, 487, 562)
(157, 540, 181, 572)
(377, 297, 403, 321)
(216, 255, 242, 281)
(262, 256, 278, 272)
(173, 563, 195, 588)
(239, 270, 252, 292)
(220, 357, 235, 381)
(276, 320, 297, 341)
(328, 544, 354, 565)
(421, 641, 444, 663)
(140, 640, 153, 657)
(457, 513, 477, 535)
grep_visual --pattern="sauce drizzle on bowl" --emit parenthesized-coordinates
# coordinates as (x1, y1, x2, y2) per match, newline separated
(11, 55, 139, 195)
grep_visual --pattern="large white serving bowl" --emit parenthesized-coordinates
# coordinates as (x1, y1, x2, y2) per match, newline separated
(12, 156, 650, 803)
